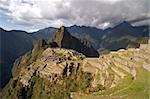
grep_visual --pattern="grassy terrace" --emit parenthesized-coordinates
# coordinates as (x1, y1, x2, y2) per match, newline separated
(111, 67, 150, 99)
(73, 45, 150, 99)
(73, 67, 150, 99)
(112, 53, 144, 68)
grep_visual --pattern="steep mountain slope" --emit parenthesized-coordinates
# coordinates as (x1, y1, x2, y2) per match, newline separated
(1, 36, 150, 99)
(98, 21, 149, 52)
(52, 26, 99, 57)
(0, 40, 92, 99)
(0, 28, 34, 88)
(32, 27, 57, 41)
(67, 25, 103, 48)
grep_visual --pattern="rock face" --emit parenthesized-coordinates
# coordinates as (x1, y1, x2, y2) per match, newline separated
(53, 26, 99, 57)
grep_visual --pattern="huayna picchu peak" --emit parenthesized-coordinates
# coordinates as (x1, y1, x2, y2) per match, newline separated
(52, 26, 99, 57)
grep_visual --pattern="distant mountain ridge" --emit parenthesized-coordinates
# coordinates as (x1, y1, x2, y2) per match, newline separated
(0, 28, 34, 89)
(0, 21, 149, 88)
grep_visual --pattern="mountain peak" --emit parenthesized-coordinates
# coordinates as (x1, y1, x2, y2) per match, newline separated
(60, 25, 65, 30)
(53, 26, 70, 47)
(112, 21, 133, 31)
(58, 26, 68, 34)
(0, 27, 5, 31)
(52, 26, 99, 57)
(119, 21, 132, 27)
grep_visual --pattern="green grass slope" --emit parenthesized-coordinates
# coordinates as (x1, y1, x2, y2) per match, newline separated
(73, 42, 150, 99)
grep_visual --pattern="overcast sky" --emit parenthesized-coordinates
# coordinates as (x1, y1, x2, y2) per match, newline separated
(0, 0, 149, 32)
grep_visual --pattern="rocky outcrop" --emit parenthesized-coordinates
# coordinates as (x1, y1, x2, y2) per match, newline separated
(52, 26, 99, 57)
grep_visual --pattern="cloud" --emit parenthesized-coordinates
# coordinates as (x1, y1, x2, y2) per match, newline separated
(96, 0, 124, 4)
(0, 0, 149, 31)
(129, 16, 150, 23)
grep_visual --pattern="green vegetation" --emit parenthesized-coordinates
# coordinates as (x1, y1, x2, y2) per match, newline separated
(1, 67, 94, 99)
(137, 37, 149, 44)
(12, 40, 46, 78)
(98, 48, 110, 55)
(72, 67, 150, 99)
(127, 41, 140, 49)
(0, 79, 24, 99)
(111, 67, 150, 99)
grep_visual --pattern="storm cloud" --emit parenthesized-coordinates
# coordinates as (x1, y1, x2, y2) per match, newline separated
(0, 0, 149, 31)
